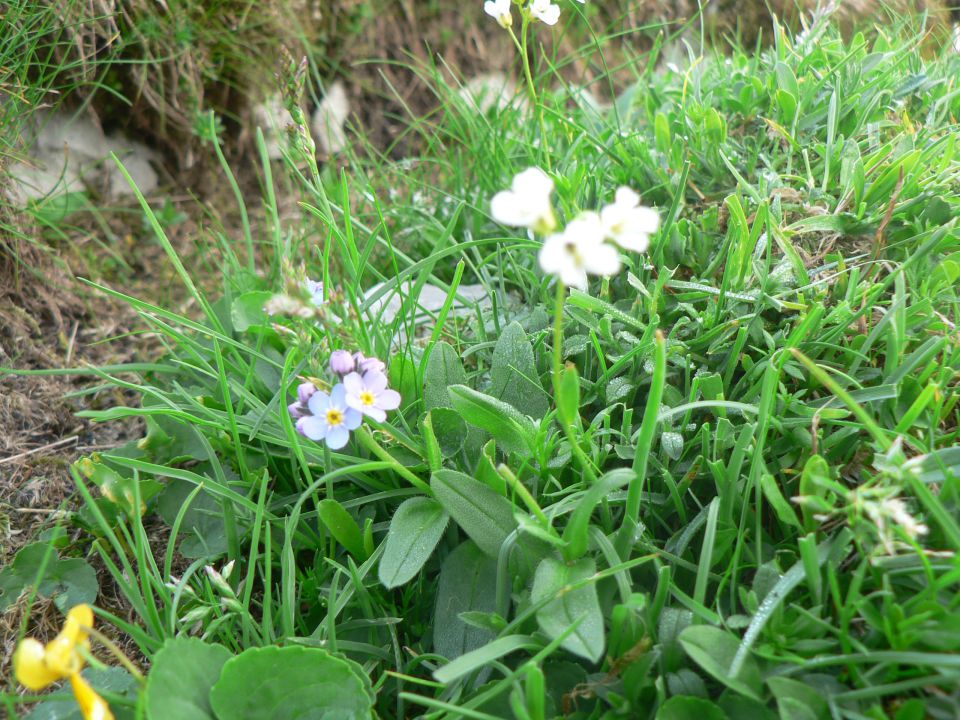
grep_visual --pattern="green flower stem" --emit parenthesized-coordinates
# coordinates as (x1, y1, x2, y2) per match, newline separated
(552, 282, 599, 485)
(616, 329, 666, 558)
(84, 626, 146, 685)
(356, 426, 431, 495)
(509, 17, 551, 167)
(498, 463, 553, 530)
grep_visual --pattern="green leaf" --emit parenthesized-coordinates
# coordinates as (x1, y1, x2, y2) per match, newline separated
(429, 407, 468, 456)
(678, 626, 762, 700)
(318, 499, 368, 560)
(146, 638, 232, 720)
(433, 635, 540, 684)
(210, 646, 373, 720)
(661, 432, 684, 461)
(767, 677, 829, 720)
(378, 496, 449, 588)
(230, 291, 273, 331)
(798, 455, 834, 531)
(423, 342, 467, 410)
(531, 556, 604, 663)
(74, 455, 162, 516)
(774, 61, 800, 98)
(431, 470, 517, 557)
(561, 469, 634, 561)
(157, 478, 233, 559)
(448, 384, 536, 455)
(433, 541, 498, 659)
(717, 694, 777, 720)
(490, 321, 548, 420)
(760, 473, 800, 527)
(656, 696, 729, 720)
(0, 543, 98, 613)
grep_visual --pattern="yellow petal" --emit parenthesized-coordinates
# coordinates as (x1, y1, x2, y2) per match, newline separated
(45, 635, 86, 676)
(69, 673, 115, 720)
(61, 605, 94, 648)
(13, 638, 62, 690)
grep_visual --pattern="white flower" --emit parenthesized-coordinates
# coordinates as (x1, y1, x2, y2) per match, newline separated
(599, 187, 660, 253)
(490, 167, 556, 233)
(484, 0, 513, 27)
(538, 212, 620, 290)
(530, 0, 561, 25)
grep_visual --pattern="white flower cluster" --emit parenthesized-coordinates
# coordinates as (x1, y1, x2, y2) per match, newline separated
(491, 167, 660, 290)
(483, 0, 583, 28)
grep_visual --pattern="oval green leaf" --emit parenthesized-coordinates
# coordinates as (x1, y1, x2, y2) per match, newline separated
(431, 469, 517, 557)
(531, 556, 604, 663)
(378, 496, 449, 589)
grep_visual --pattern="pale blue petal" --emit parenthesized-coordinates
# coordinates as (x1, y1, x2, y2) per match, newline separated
(298, 416, 327, 441)
(326, 426, 350, 450)
(344, 409, 363, 429)
(330, 383, 347, 408)
(307, 391, 330, 416)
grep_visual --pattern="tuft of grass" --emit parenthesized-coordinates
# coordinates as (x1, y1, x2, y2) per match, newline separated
(3, 6, 960, 720)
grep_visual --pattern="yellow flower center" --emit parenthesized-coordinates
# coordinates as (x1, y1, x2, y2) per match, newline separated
(564, 241, 583, 266)
(326, 409, 344, 426)
(360, 390, 376, 406)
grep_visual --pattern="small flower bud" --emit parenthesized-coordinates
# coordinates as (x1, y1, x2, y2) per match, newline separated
(179, 606, 212, 625)
(221, 597, 245, 614)
(353, 352, 386, 375)
(329, 349, 356, 376)
(288, 401, 306, 419)
(297, 382, 317, 405)
(221, 560, 236, 580)
(204, 565, 236, 598)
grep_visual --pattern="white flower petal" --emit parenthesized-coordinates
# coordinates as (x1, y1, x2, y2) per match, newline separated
(614, 186, 640, 208)
(538, 235, 568, 274)
(560, 265, 589, 290)
(513, 167, 553, 196)
(586, 243, 622, 277)
(491, 191, 529, 226)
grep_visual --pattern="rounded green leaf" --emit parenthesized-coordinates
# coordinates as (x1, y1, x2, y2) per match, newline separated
(210, 646, 373, 720)
(146, 637, 232, 720)
(656, 696, 729, 720)
(378, 496, 448, 589)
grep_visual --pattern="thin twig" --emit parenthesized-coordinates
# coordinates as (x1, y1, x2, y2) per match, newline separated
(0, 436, 79, 466)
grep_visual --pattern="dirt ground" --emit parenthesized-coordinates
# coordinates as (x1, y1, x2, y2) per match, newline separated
(0, 196, 210, 677)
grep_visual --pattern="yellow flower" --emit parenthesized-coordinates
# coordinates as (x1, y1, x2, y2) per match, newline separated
(14, 605, 92, 688)
(12, 638, 62, 690)
(13, 604, 114, 720)
(70, 673, 115, 720)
